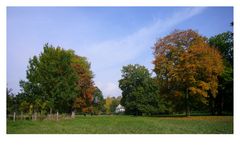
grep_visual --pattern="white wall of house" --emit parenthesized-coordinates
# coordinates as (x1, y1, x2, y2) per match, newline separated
(115, 104, 125, 113)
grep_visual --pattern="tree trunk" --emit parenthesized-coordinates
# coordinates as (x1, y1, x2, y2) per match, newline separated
(57, 111, 59, 121)
(219, 94, 224, 115)
(34, 112, 37, 120)
(216, 89, 223, 115)
(50, 108, 53, 119)
(209, 97, 215, 115)
(185, 88, 190, 117)
(13, 112, 16, 122)
(21, 111, 23, 120)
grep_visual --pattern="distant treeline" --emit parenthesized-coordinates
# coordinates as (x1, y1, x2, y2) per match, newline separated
(7, 27, 233, 117)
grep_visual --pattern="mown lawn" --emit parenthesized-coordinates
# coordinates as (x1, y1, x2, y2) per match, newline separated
(7, 115, 233, 134)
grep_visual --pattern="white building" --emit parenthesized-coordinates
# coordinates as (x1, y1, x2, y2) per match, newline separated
(115, 104, 125, 113)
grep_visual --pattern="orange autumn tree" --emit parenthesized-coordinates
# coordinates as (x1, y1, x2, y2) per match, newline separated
(71, 55, 95, 113)
(153, 30, 224, 116)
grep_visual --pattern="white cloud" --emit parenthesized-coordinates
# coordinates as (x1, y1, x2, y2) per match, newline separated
(84, 7, 206, 97)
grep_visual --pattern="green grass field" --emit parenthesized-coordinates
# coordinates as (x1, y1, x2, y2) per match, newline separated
(7, 115, 233, 134)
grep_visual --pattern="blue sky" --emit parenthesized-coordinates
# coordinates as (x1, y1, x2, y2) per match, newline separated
(7, 7, 233, 97)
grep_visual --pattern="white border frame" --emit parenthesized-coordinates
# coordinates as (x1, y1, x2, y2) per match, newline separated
(1, 0, 239, 147)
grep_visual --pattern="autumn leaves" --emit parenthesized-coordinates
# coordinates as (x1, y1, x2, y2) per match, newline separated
(8, 29, 231, 117)
(118, 29, 225, 116)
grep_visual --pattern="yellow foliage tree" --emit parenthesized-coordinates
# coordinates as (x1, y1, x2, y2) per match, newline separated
(153, 30, 224, 116)
(104, 97, 113, 114)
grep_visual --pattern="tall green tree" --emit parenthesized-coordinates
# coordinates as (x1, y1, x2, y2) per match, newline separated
(209, 31, 233, 66)
(208, 31, 233, 114)
(153, 30, 224, 116)
(119, 64, 166, 115)
(19, 44, 94, 114)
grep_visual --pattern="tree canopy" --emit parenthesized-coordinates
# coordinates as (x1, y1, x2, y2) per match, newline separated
(18, 44, 95, 114)
(7, 28, 233, 118)
(119, 64, 166, 115)
(208, 31, 233, 66)
(153, 30, 224, 116)
(208, 30, 233, 114)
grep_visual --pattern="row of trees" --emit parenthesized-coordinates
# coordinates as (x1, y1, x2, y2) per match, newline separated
(119, 29, 233, 116)
(7, 28, 233, 117)
(7, 44, 116, 116)
(7, 85, 121, 117)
